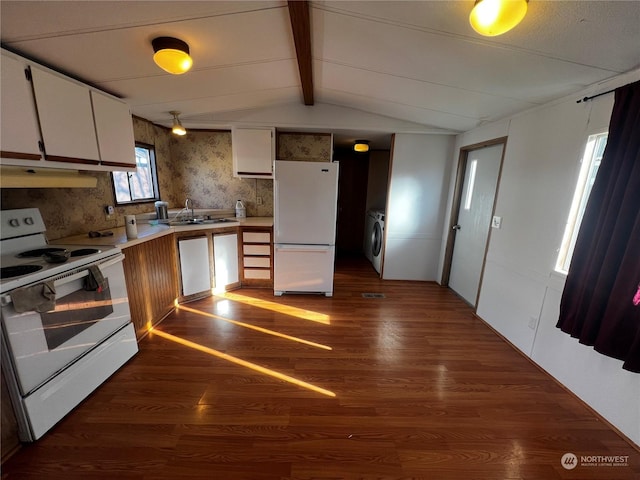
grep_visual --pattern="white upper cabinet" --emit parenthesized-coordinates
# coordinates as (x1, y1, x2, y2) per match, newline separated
(0, 48, 136, 172)
(91, 91, 136, 168)
(0, 53, 42, 159)
(232, 127, 275, 178)
(30, 66, 100, 164)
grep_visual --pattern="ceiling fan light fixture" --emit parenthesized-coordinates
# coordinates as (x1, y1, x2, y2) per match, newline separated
(353, 140, 370, 153)
(152, 37, 193, 74)
(170, 111, 186, 136)
(469, 0, 528, 37)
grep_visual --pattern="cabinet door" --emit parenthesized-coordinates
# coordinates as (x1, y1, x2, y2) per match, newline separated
(232, 128, 274, 178)
(178, 237, 212, 296)
(213, 233, 239, 289)
(91, 91, 136, 169)
(0, 54, 42, 159)
(31, 67, 100, 164)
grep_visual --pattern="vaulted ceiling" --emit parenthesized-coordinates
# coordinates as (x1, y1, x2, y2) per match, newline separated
(2, 1, 639, 149)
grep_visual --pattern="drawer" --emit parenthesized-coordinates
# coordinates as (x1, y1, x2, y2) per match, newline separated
(244, 257, 271, 268)
(243, 231, 271, 243)
(243, 245, 271, 256)
(244, 268, 271, 279)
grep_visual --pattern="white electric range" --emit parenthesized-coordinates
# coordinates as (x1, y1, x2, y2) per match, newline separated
(0, 208, 138, 441)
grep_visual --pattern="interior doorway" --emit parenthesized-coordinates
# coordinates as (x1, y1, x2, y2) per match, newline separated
(442, 138, 506, 307)
(335, 148, 369, 257)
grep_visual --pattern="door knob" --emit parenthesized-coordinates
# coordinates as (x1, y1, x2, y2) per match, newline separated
(452, 224, 461, 230)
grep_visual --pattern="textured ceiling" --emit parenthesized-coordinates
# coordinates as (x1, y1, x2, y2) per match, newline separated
(2, 1, 639, 149)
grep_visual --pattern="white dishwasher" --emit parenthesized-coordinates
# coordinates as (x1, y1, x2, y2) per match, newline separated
(178, 236, 212, 296)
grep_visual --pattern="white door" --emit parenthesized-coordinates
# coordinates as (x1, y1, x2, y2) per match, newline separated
(30, 66, 100, 162)
(178, 237, 211, 296)
(232, 127, 274, 178)
(0, 53, 42, 158)
(448, 143, 504, 306)
(91, 90, 136, 167)
(213, 233, 239, 291)
(274, 244, 335, 296)
(274, 161, 339, 245)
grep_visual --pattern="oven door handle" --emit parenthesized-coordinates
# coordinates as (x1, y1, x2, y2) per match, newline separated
(0, 253, 125, 306)
(50, 253, 125, 287)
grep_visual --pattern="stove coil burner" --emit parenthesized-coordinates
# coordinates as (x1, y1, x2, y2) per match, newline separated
(17, 247, 66, 258)
(69, 248, 100, 257)
(0, 265, 44, 279)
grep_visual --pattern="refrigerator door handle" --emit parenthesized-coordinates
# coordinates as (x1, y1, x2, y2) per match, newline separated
(275, 245, 332, 253)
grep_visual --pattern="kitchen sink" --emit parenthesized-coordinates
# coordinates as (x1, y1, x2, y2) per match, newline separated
(169, 218, 237, 226)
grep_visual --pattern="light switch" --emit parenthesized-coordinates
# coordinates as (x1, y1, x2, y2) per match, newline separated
(491, 216, 502, 229)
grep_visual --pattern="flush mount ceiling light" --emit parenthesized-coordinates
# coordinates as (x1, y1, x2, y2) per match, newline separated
(152, 36, 193, 74)
(469, 0, 528, 36)
(170, 111, 186, 136)
(354, 140, 370, 153)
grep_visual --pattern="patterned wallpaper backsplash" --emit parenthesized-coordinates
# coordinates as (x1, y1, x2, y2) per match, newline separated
(169, 130, 273, 218)
(1, 121, 328, 240)
(278, 133, 332, 162)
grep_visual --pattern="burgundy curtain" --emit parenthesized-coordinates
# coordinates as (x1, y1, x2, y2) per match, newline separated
(557, 80, 640, 373)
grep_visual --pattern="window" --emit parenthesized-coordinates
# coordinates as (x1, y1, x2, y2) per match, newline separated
(112, 142, 159, 204)
(555, 132, 608, 274)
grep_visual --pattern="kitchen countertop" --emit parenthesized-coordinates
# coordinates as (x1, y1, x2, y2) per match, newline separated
(51, 217, 273, 249)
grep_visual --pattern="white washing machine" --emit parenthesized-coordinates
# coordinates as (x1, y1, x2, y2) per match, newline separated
(364, 210, 377, 263)
(370, 210, 385, 274)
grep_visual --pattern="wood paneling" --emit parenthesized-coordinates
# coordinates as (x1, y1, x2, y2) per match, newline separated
(2, 257, 638, 477)
(122, 233, 178, 339)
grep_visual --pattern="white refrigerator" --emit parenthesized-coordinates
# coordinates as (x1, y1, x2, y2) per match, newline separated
(274, 160, 339, 297)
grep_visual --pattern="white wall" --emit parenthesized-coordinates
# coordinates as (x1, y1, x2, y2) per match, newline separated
(440, 70, 640, 446)
(383, 133, 454, 280)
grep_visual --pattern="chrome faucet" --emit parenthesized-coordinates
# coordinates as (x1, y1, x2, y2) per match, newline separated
(185, 198, 194, 219)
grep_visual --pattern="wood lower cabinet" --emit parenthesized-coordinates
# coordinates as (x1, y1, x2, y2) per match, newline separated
(241, 227, 273, 287)
(122, 234, 179, 340)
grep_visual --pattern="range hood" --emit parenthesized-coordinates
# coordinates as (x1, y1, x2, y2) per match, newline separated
(0, 166, 98, 188)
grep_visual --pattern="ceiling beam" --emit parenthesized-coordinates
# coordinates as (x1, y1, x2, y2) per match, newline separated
(287, 0, 314, 105)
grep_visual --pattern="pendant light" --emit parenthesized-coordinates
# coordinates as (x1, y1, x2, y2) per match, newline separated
(469, 0, 528, 37)
(170, 111, 186, 136)
(152, 37, 193, 74)
(353, 140, 370, 153)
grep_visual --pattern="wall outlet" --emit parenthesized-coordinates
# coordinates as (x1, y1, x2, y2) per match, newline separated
(528, 316, 538, 330)
(104, 205, 115, 220)
(257, 196, 263, 205)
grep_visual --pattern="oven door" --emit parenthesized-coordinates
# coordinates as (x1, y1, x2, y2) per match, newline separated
(0, 253, 131, 395)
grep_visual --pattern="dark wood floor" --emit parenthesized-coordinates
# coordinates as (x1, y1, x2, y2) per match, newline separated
(2, 258, 638, 479)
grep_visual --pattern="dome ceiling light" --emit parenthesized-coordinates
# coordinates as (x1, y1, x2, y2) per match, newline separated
(170, 111, 186, 136)
(152, 37, 193, 74)
(354, 140, 370, 153)
(469, 0, 528, 37)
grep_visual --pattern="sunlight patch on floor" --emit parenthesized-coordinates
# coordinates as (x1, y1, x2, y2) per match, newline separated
(176, 304, 332, 351)
(217, 291, 331, 324)
(149, 328, 336, 398)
